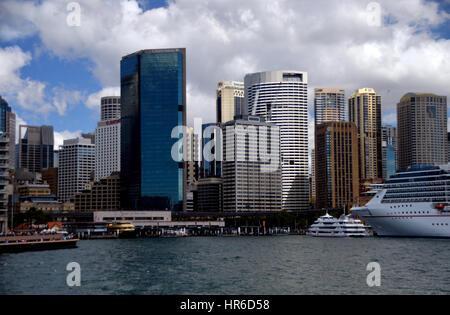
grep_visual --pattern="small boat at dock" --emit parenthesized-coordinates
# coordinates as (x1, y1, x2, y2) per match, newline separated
(0, 234, 79, 253)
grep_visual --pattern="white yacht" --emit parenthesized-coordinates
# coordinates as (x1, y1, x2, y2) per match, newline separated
(307, 213, 370, 237)
(351, 165, 450, 238)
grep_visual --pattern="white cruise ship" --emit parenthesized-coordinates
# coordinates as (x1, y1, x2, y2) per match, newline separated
(307, 213, 370, 237)
(351, 165, 450, 238)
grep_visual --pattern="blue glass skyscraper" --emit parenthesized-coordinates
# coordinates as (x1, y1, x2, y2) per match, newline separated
(0, 96, 12, 133)
(0, 95, 16, 168)
(120, 49, 186, 211)
(200, 123, 222, 178)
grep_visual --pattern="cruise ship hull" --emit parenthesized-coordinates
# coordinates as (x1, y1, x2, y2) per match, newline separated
(352, 202, 450, 238)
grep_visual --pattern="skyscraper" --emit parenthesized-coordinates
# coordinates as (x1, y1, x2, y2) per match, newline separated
(95, 96, 121, 182)
(245, 70, 309, 211)
(448, 133, 450, 163)
(200, 123, 222, 178)
(397, 93, 448, 170)
(310, 148, 316, 204)
(315, 122, 360, 210)
(184, 127, 199, 184)
(58, 137, 95, 202)
(382, 125, 397, 147)
(222, 116, 281, 212)
(348, 88, 382, 180)
(216, 81, 245, 123)
(383, 144, 397, 180)
(314, 88, 345, 125)
(120, 48, 186, 211)
(0, 96, 16, 168)
(101, 96, 121, 121)
(0, 135, 9, 233)
(382, 125, 397, 179)
(18, 125, 54, 173)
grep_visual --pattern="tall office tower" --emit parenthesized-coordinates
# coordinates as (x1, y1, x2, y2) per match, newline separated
(382, 125, 397, 147)
(382, 144, 397, 180)
(58, 137, 95, 202)
(0, 96, 16, 168)
(121, 49, 186, 211)
(245, 71, 309, 211)
(95, 96, 121, 182)
(315, 122, 360, 210)
(101, 96, 121, 121)
(53, 150, 59, 168)
(382, 125, 397, 179)
(18, 125, 54, 173)
(200, 123, 222, 178)
(0, 135, 9, 233)
(216, 81, 245, 123)
(397, 93, 448, 170)
(310, 148, 316, 203)
(348, 88, 382, 180)
(314, 88, 345, 125)
(222, 116, 282, 212)
(448, 133, 450, 163)
(184, 127, 199, 184)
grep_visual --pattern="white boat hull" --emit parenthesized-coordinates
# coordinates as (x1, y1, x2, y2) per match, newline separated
(352, 199, 450, 238)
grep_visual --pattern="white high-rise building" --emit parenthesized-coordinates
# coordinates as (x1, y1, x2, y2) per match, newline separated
(245, 70, 309, 211)
(101, 96, 121, 121)
(95, 96, 121, 182)
(58, 137, 95, 202)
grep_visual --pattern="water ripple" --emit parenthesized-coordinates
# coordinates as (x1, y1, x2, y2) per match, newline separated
(0, 236, 449, 295)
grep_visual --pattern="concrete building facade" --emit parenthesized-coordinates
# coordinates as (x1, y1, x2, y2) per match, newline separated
(101, 96, 121, 121)
(222, 116, 282, 212)
(216, 81, 245, 123)
(348, 88, 382, 180)
(0, 135, 9, 233)
(314, 88, 345, 125)
(245, 70, 309, 211)
(95, 119, 120, 182)
(72, 172, 120, 212)
(315, 122, 360, 210)
(397, 93, 448, 170)
(58, 137, 95, 202)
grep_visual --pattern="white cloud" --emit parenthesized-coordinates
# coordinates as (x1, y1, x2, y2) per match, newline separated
(86, 86, 120, 111)
(0, 45, 84, 116)
(52, 87, 83, 115)
(54, 130, 82, 149)
(0, 0, 449, 128)
(14, 114, 27, 144)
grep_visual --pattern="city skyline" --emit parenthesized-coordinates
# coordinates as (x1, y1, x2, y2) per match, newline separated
(0, 0, 449, 152)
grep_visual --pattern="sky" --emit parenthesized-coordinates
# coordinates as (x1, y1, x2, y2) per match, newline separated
(0, 0, 449, 150)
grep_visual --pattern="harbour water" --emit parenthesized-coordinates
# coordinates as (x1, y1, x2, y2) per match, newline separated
(0, 236, 449, 295)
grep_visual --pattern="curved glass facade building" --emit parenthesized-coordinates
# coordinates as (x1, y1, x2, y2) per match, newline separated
(120, 49, 186, 211)
(244, 71, 309, 211)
